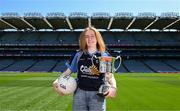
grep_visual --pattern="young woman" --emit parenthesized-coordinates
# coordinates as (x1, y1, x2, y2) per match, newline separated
(53, 26, 117, 111)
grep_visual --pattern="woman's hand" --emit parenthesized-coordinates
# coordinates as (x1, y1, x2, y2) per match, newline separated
(105, 73, 117, 98)
(52, 79, 64, 96)
(106, 87, 116, 98)
(105, 72, 112, 80)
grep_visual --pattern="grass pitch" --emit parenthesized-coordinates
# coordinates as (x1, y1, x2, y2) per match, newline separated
(0, 72, 180, 111)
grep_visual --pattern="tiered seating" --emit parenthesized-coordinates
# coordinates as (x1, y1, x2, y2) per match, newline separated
(152, 33, 178, 46)
(0, 32, 179, 46)
(143, 59, 177, 73)
(102, 32, 116, 44)
(39, 32, 59, 44)
(0, 33, 21, 44)
(52, 60, 67, 72)
(115, 63, 128, 73)
(163, 59, 180, 71)
(0, 58, 179, 73)
(27, 59, 56, 72)
(114, 32, 135, 45)
(0, 31, 179, 73)
(18, 33, 40, 45)
(167, 33, 180, 45)
(0, 59, 15, 71)
(123, 59, 153, 72)
(58, 32, 79, 44)
(1, 59, 36, 72)
(133, 32, 159, 46)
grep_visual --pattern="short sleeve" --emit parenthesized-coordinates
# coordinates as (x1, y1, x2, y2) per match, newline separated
(66, 52, 81, 73)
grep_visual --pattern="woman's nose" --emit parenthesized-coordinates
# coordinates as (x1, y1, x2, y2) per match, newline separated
(89, 37, 93, 40)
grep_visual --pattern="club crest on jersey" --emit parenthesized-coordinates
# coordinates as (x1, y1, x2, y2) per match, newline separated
(80, 65, 91, 74)
(80, 65, 100, 75)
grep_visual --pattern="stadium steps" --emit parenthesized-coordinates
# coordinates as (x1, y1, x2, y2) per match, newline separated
(0, 59, 15, 71)
(3, 59, 36, 72)
(123, 59, 153, 73)
(143, 59, 177, 73)
(163, 59, 180, 72)
(121, 62, 130, 73)
(21, 59, 38, 72)
(52, 60, 67, 72)
(27, 59, 57, 72)
(49, 60, 59, 72)
(24, 60, 39, 72)
(0, 59, 17, 72)
(116, 64, 128, 73)
(141, 59, 156, 73)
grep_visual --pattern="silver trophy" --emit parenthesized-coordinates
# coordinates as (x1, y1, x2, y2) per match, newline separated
(91, 55, 122, 97)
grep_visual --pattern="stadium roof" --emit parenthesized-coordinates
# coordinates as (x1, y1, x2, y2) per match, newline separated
(0, 12, 179, 31)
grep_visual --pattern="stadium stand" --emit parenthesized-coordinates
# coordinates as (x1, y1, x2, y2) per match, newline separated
(27, 59, 57, 72)
(0, 59, 15, 70)
(143, 59, 178, 73)
(0, 32, 21, 44)
(123, 59, 153, 73)
(52, 60, 68, 72)
(0, 12, 179, 73)
(163, 59, 180, 71)
(1, 59, 36, 72)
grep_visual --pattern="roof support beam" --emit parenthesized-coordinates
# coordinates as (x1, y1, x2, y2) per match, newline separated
(88, 17, 91, 27)
(126, 18, 136, 30)
(66, 17, 73, 30)
(43, 18, 53, 29)
(21, 18, 35, 30)
(107, 17, 113, 30)
(144, 17, 158, 30)
(163, 18, 180, 30)
(0, 18, 17, 30)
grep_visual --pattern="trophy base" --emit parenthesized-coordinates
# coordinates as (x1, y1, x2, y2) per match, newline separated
(97, 84, 110, 97)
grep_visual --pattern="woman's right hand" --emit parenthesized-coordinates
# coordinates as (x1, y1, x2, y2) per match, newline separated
(53, 79, 64, 96)
(53, 69, 72, 96)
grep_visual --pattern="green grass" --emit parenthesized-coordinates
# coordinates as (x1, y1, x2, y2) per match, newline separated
(0, 72, 180, 111)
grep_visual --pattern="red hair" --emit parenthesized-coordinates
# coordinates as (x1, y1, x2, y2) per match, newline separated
(79, 26, 106, 52)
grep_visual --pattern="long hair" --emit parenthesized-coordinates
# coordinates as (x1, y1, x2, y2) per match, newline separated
(79, 26, 106, 52)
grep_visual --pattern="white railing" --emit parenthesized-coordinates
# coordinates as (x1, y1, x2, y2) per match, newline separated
(161, 12, 179, 18)
(138, 12, 156, 18)
(69, 12, 88, 17)
(92, 12, 110, 18)
(24, 12, 43, 18)
(115, 12, 133, 18)
(47, 12, 65, 17)
(1, 12, 20, 17)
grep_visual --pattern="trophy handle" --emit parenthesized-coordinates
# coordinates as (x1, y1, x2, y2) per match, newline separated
(91, 55, 97, 66)
(113, 56, 122, 72)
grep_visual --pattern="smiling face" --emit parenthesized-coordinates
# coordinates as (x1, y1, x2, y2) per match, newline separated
(79, 26, 106, 52)
(85, 29, 97, 49)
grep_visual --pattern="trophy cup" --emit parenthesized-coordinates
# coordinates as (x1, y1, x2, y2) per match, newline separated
(91, 55, 122, 97)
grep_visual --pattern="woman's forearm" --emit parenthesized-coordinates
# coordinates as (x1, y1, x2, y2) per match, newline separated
(108, 74, 117, 89)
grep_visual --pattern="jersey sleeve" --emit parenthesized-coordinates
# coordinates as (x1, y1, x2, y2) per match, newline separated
(65, 52, 80, 73)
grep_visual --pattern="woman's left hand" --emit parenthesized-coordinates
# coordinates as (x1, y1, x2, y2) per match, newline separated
(106, 87, 116, 98)
(105, 73, 112, 80)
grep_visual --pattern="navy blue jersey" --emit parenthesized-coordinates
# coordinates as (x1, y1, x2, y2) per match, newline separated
(67, 51, 109, 91)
